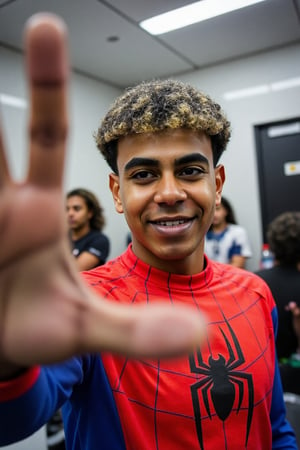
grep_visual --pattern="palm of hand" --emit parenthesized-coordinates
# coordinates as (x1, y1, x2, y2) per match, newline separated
(0, 180, 83, 366)
(0, 184, 66, 267)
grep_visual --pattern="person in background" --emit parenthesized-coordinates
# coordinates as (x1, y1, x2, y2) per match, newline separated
(47, 189, 110, 449)
(255, 211, 300, 395)
(205, 196, 252, 268)
(126, 231, 132, 246)
(66, 188, 110, 270)
(48, 189, 109, 449)
(0, 14, 296, 450)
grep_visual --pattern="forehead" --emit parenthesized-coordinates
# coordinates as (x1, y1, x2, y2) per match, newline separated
(67, 195, 86, 207)
(117, 129, 213, 168)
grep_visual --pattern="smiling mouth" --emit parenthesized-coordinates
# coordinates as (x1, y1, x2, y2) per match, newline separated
(152, 218, 190, 226)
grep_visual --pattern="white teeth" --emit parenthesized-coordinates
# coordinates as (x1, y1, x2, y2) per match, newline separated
(157, 219, 186, 226)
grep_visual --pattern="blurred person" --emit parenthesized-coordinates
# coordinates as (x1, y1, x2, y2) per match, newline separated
(66, 188, 110, 270)
(256, 211, 300, 395)
(48, 190, 108, 449)
(126, 231, 132, 246)
(0, 14, 296, 450)
(48, 188, 110, 449)
(205, 196, 252, 268)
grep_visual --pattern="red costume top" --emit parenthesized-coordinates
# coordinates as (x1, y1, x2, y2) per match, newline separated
(0, 246, 296, 449)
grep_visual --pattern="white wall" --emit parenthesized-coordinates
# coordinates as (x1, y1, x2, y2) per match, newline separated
(1, 43, 300, 270)
(65, 73, 129, 258)
(178, 43, 300, 271)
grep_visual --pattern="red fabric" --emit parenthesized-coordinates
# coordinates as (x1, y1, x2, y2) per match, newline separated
(83, 247, 276, 450)
(0, 366, 40, 402)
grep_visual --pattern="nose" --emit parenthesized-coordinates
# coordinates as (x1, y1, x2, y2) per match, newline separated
(66, 208, 73, 217)
(153, 173, 187, 205)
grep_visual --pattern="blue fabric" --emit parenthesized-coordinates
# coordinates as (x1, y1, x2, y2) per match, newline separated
(270, 307, 298, 449)
(0, 356, 126, 449)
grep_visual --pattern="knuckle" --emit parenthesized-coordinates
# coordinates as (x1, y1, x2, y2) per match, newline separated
(30, 122, 67, 148)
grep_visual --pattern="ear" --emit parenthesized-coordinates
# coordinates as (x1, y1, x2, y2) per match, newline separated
(109, 173, 124, 214)
(214, 165, 225, 206)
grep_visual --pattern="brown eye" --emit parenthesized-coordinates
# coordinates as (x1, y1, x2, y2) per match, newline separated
(180, 167, 204, 177)
(132, 170, 156, 181)
(135, 171, 151, 179)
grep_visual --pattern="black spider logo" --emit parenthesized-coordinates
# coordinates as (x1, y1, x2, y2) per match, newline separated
(189, 319, 254, 449)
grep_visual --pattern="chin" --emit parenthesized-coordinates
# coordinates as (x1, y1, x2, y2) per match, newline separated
(155, 245, 195, 261)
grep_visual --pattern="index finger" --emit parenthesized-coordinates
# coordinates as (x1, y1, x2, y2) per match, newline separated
(25, 13, 69, 188)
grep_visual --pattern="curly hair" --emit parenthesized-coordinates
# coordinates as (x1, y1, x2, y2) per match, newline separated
(66, 188, 105, 231)
(267, 211, 300, 266)
(94, 79, 231, 173)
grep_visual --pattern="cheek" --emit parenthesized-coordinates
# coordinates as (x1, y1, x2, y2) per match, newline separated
(122, 189, 150, 222)
(123, 197, 140, 218)
(194, 181, 215, 205)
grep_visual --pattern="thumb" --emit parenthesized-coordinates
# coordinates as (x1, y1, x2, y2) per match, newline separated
(81, 298, 207, 358)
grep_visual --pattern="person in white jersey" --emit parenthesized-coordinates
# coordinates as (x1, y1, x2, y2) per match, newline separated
(205, 196, 252, 268)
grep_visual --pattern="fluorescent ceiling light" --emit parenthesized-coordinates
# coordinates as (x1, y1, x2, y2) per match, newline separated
(140, 0, 267, 35)
(223, 76, 300, 101)
(0, 93, 27, 109)
(223, 84, 269, 100)
(271, 77, 300, 91)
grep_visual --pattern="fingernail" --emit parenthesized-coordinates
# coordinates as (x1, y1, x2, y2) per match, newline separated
(25, 13, 69, 84)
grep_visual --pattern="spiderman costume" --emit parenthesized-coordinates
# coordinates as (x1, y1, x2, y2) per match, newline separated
(0, 246, 296, 449)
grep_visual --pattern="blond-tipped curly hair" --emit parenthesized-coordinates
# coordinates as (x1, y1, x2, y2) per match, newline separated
(95, 79, 231, 173)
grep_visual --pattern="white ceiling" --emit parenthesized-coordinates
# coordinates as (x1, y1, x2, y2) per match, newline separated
(0, 0, 299, 88)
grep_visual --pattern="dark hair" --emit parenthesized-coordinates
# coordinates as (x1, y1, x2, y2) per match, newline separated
(221, 197, 237, 225)
(94, 79, 231, 173)
(66, 188, 105, 231)
(267, 211, 300, 266)
(208, 196, 237, 231)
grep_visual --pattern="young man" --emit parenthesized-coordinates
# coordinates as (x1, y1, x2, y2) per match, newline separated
(66, 188, 110, 270)
(0, 13, 297, 450)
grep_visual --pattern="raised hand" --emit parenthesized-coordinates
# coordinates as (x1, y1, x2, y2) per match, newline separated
(0, 14, 205, 373)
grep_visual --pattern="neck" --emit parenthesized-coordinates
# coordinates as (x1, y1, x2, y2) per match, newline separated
(71, 225, 91, 241)
(131, 240, 206, 275)
(212, 222, 227, 233)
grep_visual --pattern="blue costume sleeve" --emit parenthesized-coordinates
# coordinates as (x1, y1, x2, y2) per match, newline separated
(270, 307, 297, 449)
(0, 357, 83, 446)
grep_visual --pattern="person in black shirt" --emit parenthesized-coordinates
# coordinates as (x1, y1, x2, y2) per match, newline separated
(48, 188, 110, 449)
(66, 188, 110, 271)
(255, 211, 300, 394)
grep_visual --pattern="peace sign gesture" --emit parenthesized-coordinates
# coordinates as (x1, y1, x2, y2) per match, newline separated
(0, 14, 204, 378)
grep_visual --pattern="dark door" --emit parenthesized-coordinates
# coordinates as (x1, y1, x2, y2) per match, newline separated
(255, 118, 300, 241)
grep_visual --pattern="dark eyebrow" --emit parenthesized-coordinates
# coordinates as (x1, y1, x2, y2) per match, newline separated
(174, 153, 209, 166)
(124, 157, 159, 172)
(124, 153, 209, 172)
